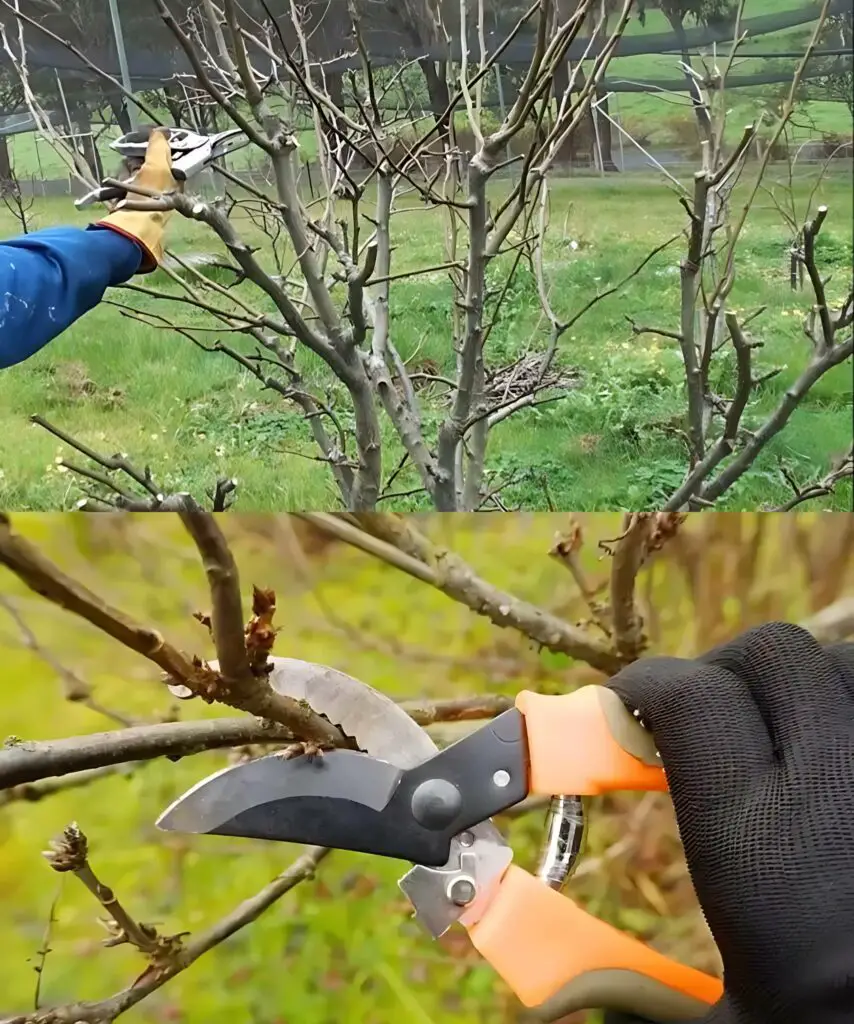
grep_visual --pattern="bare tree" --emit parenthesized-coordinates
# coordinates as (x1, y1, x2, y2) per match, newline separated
(656, 0, 738, 139)
(811, 7, 853, 115)
(5, 0, 851, 513)
(1, 512, 854, 1022)
(9, 0, 635, 511)
(0, 62, 23, 180)
(621, 0, 853, 510)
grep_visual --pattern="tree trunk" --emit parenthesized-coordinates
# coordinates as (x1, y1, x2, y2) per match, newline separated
(664, 12, 713, 142)
(322, 71, 351, 164)
(419, 58, 451, 142)
(108, 93, 132, 134)
(0, 135, 11, 182)
(552, 58, 576, 164)
(162, 86, 185, 128)
(558, 64, 596, 167)
(70, 101, 103, 179)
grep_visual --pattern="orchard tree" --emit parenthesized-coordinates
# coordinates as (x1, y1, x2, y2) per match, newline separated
(0, 63, 23, 181)
(6, 0, 852, 512)
(812, 8, 853, 114)
(657, 0, 737, 137)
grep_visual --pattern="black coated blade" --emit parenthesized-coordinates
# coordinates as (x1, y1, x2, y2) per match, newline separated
(157, 708, 529, 867)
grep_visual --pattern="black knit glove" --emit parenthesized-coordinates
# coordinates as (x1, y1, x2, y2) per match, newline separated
(603, 623, 854, 1024)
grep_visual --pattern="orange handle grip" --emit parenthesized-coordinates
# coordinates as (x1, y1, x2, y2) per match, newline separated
(466, 865, 723, 1021)
(516, 685, 667, 796)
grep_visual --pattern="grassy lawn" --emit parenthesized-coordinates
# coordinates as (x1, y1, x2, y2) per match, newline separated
(1, 159, 851, 512)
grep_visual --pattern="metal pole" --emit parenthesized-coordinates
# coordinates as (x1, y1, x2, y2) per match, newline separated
(613, 92, 625, 172)
(591, 101, 604, 177)
(106, 0, 138, 130)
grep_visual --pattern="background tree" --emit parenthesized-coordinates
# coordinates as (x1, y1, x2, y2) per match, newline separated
(0, 63, 22, 181)
(656, 0, 738, 138)
(811, 7, 853, 114)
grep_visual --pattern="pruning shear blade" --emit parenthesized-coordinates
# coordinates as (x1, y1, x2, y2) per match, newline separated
(157, 658, 515, 937)
(73, 126, 248, 209)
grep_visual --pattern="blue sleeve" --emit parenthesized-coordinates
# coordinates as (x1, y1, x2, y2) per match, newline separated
(0, 225, 144, 369)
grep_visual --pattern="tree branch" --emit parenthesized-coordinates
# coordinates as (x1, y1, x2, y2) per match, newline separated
(43, 824, 184, 961)
(0, 515, 343, 745)
(0, 718, 294, 789)
(299, 513, 624, 674)
(606, 514, 656, 660)
(0, 691, 514, 791)
(802, 596, 854, 644)
(0, 594, 136, 726)
(548, 520, 611, 637)
(1, 845, 329, 1024)
(0, 514, 203, 686)
(179, 511, 253, 687)
(0, 765, 135, 808)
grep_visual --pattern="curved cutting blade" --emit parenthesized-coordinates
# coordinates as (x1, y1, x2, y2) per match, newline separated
(265, 658, 439, 768)
(156, 747, 463, 865)
(156, 658, 445, 833)
(157, 698, 526, 866)
(157, 748, 399, 835)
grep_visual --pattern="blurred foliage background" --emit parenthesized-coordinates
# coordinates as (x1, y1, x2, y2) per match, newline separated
(1, 512, 853, 1024)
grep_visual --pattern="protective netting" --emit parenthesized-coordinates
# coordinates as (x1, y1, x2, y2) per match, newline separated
(0, 0, 849, 91)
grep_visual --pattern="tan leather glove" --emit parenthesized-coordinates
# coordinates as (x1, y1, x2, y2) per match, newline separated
(95, 128, 179, 274)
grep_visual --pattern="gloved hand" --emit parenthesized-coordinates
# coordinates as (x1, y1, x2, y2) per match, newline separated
(95, 127, 179, 273)
(603, 622, 854, 1024)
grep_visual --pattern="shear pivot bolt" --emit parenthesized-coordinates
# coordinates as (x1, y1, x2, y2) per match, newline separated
(411, 779, 463, 829)
(447, 877, 477, 906)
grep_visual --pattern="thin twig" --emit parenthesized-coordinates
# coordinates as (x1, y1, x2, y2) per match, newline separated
(43, 824, 184, 961)
(4, 842, 329, 1024)
(0, 595, 136, 726)
(548, 520, 611, 636)
(0, 765, 137, 808)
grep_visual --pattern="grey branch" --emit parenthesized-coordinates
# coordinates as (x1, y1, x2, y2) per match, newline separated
(0, 694, 514, 790)
(607, 514, 655, 660)
(0, 514, 344, 746)
(0, 765, 135, 808)
(179, 511, 253, 686)
(0, 594, 135, 726)
(299, 513, 624, 674)
(0, 718, 295, 789)
(1, 845, 329, 1024)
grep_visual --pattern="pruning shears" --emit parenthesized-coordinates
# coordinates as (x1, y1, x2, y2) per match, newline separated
(74, 127, 248, 209)
(156, 659, 723, 1021)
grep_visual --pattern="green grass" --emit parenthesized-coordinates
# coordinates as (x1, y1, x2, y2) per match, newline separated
(1, 162, 850, 512)
(7, 125, 318, 182)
